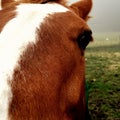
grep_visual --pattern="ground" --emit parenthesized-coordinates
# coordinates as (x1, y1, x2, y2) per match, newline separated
(85, 32, 120, 120)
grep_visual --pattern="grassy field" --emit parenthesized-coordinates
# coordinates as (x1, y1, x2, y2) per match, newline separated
(85, 32, 120, 120)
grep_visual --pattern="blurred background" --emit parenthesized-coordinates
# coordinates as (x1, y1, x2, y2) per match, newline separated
(70, 0, 120, 119)
(89, 0, 120, 33)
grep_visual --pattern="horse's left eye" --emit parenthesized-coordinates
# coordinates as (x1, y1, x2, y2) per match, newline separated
(77, 30, 92, 50)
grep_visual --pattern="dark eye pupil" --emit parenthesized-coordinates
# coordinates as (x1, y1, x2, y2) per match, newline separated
(77, 30, 92, 50)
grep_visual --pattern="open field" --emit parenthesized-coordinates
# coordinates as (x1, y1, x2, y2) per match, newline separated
(85, 32, 120, 120)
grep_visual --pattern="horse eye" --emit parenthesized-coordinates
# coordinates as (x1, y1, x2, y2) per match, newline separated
(77, 30, 92, 50)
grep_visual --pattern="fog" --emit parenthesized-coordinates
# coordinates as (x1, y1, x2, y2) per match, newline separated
(69, 0, 120, 33)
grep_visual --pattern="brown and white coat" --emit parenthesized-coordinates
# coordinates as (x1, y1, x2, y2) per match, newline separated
(0, 0, 92, 119)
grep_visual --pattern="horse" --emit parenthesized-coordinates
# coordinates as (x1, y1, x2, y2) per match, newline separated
(0, 0, 93, 119)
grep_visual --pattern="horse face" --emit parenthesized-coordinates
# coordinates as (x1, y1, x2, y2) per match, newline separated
(36, 3, 93, 119)
(0, 0, 92, 120)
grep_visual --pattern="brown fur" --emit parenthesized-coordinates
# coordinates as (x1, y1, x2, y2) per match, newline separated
(0, 0, 93, 119)
(0, 6, 16, 31)
(1, 0, 66, 8)
(15, 0, 67, 4)
(1, 0, 14, 8)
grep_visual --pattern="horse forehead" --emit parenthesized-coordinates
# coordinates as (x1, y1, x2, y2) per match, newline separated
(0, 3, 78, 75)
(0, 3, 67, 69)
(0, 3, 80, 75)
(0, 3, 69, 120)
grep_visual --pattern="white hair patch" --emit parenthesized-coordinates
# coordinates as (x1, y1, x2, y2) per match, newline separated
(0, 3, 68, 120)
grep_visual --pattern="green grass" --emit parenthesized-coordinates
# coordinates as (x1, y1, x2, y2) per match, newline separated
(85, 33, 120, 120)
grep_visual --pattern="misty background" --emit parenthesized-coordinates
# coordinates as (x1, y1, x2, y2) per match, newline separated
(69, 0, 120, 33)
(88, 0, 120, 33)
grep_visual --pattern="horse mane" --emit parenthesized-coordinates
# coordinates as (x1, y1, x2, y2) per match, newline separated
(17, 0, 67, 4)
(1, 0, 67, 9)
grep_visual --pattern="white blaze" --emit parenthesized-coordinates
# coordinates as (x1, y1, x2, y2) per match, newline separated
(0, 3, 68, 120)
(0, 0, 2, 10)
